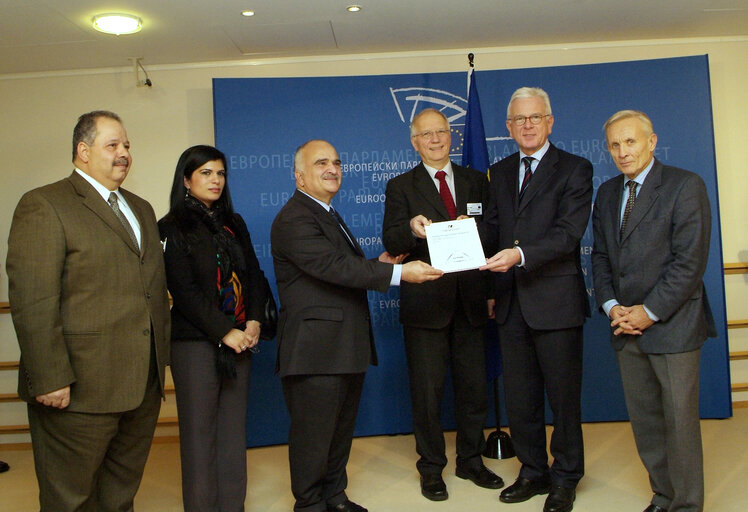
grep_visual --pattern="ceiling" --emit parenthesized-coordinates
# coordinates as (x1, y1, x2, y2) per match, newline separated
(1, 0, 747, 75)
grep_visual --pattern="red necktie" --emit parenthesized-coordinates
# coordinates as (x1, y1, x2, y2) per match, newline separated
(435, 170, 457, 220)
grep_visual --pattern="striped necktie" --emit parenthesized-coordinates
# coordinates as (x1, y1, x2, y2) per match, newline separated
(520, 157, 534, 196)
(108, 192, 139, 249)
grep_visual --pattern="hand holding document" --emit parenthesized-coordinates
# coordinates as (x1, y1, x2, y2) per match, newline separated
(425, 217, 486, 273)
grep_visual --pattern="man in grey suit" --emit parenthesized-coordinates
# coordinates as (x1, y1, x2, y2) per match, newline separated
(591, 110, 714, 512)
(271, 139, 442, 512)
(7, 111, 170, 511)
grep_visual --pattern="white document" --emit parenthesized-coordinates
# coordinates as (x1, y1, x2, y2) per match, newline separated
(425, 217, 486, 273)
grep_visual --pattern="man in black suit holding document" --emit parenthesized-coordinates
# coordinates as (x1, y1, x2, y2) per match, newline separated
(383, 108, 501, 502)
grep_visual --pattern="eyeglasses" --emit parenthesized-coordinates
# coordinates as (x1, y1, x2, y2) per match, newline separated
(507, 114, 551, 126)
(412, 129, 450, 139)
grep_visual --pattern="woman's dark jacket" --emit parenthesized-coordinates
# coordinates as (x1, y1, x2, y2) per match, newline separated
(158, 209, 266, 343)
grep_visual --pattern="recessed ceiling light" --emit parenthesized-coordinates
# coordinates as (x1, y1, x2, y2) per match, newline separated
(346, 5, 362, 12)
(241, 10, 255, 17)
(92, 13, 142, 35)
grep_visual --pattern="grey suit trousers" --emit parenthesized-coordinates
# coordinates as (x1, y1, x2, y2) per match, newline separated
(171, 340, 251, 512)
(616, 340, 703, 512)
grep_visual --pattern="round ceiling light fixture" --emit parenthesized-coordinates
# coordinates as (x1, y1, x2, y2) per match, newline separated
(92, 13, 142, 35)
(241, 10, 255, 17)
(346, 5, 362, 12)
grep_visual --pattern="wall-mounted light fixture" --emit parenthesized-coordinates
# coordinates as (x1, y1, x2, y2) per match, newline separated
(92, 13, 142, 35)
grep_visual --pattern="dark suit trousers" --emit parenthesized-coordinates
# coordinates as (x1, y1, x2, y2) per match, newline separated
(498, 286, 584, 487)
(171, 341, 251, 512)
(27, 346, 161, 512)
(282, 373, 365, 512)
(403, 300, 488, 476)
(616, 340, 703, 512)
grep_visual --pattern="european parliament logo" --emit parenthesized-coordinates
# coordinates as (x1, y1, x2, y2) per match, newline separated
(389, 85, 511, 158)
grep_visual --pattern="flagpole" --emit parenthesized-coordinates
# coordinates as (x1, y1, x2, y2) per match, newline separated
(463, 52, 515, 459)
(467, 52, 474, 91)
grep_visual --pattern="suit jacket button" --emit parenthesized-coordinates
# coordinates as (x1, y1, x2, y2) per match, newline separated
(514, 239, 520, 245)
(143, 328, 150, 336)
(146, 292, 152, 299)
(141, 258, 146, 265)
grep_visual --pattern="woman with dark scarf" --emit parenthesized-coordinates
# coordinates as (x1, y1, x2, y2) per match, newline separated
(159, 145, 267, 511)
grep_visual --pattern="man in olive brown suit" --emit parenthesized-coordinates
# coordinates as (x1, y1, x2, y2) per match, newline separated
(7, 111, 170, 511)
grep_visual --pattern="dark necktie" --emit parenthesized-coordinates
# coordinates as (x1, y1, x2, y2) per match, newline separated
(620, 181, 638, 239)
(435, 170, 457, 220)
(329, 207, 359, 253)
(519, 157, 534, 196)
(108, 192, 139, 249)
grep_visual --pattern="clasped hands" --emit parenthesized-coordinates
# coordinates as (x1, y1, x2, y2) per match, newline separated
(222, 320, 262, 353)
(609, 304, 654, 335)
(36, 321, 263, 410)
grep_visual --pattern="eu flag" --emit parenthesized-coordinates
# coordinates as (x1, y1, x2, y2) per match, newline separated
(461, 68, 502, 381)
(461, 69, 490, 174)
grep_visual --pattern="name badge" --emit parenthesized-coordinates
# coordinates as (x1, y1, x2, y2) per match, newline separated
(466, 202, 482, 215)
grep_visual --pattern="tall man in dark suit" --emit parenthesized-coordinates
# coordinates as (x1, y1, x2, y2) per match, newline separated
(6, 111, 170, 511)
(382, 108, 502, 502)
(592, 110, 713, 512)
(479, 87, 592, 512)
(271, 139, 442, 512)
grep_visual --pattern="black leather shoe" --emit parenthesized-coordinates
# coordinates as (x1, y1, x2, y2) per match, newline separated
(643, 505, 668, 512)
(0, 460, 9, 473)
(420, 473, 448, 501)
(500, 477, 551, 503)
(543, 485, 575, 512)
(456, 464, 504, 489)
(327, 499, 367, 512)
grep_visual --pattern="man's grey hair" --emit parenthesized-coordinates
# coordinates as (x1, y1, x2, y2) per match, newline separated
(72, 110, 122, 162)
(506, 87, 552, 118)
(410, 108, 450, 137)
(603, 110, 654, 136)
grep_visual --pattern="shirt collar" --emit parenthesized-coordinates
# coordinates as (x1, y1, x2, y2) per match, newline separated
(423, 160, 453, 180)
(624, 158, 655, 187)
(520, 140, 551, 162)
(298, 188, 332, 211)
(75, 168, 122, 203)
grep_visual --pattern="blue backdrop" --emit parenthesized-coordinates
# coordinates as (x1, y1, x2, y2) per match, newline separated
(212, 55, 730, 447)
